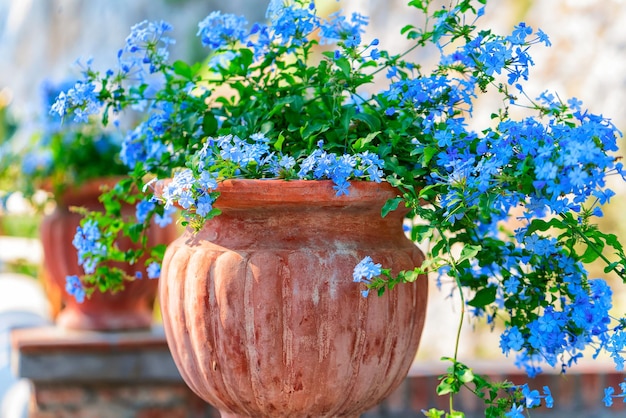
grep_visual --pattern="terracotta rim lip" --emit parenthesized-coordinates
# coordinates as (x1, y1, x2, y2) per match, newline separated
(51, 176, 124, 206)
(155, 178, 401, 209)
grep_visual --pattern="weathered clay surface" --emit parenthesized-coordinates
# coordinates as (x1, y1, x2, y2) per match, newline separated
(160, 180, 428, 417)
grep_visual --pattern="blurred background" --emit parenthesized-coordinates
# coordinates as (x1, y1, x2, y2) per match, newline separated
(1, 0, 626, 415)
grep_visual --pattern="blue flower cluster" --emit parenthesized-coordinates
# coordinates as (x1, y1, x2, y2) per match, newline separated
(70, 216, 168, 292)
(120, 112, 171, 169)
(71, 219, 107, 274)
(146, 261, 161, 279)
(352, 256, 382, 298)
(65, 275, 85, 303)
(50, 80, 100, 123)
(158, 134, 385, 221)
(46, 0, 626, 414)
(135, 198, 176, 227)
(122, 20, 174, 76)
(49, 0, 376, 123)
(319, 11, 369, 47)
(197, 12, 248, 50)
(51, 20, 174, 122)
(603, 380, 626, 407)
(348, 6, 625, 414)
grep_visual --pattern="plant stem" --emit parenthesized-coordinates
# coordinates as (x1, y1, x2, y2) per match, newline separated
(435, 226, 466, 414)
(560, 213, 626, 280)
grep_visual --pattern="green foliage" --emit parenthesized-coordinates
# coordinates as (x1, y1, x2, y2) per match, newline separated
(0, 114, 128, 207)
(45, 0, 626, 415)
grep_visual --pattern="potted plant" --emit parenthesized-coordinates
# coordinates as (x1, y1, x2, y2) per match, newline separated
(0, 79, 177, 330)
(51, 0, 626, 415)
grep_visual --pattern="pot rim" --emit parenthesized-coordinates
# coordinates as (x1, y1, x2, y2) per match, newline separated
(154, 178, 403, 210)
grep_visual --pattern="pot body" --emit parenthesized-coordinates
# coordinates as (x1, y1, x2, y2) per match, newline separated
(160, 180, 428, 417)
(40, 178, 176, 331)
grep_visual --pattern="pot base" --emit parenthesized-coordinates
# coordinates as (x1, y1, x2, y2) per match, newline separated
(56, 306, 153, 331)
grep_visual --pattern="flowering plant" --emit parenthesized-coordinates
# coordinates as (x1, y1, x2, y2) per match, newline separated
(0, 79, 128, 207)
(52, 0, 626, 415)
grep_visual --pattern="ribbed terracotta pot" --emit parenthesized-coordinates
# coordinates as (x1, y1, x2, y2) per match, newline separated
(40, 178, 176, 331)
(160, 179, 428, 417)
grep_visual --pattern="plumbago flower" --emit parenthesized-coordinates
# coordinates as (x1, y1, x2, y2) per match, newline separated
(51, 0, 626, 415)
(0, 78, 128, 206)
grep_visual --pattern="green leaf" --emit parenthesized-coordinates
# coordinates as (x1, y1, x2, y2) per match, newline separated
(431, 239, 446, 257)
(381, 197, 403, 217)
(602, 232, 624, 251)
(467, 286, 497, 308)
(150, 244, 168, 261)
(605, 262, 620, 274)
(353, 112, 381, 130)
(459, 244, 481, 263)
(525, 217, 565, 235)
(127, 223, 144, 243)
(422, 408, 445, 418)
(353, 131, 380, 151)
(422, 146, 439, 166)
(400, 269, 421, 283)
(418, 184, 438, 199)
(407, 0, 428, 12)
(300, 120, 329, 140)
(580, 239, 603, 263)
(173, 60, 193, 79)
(274, 133, 286, 152)
(456, 367, 474, 384)
(436, 379, 454, 395)
(340, 106, 355, 134)
(202, 114, 218, 136)
(400, 24, 417, 35)
(235, 48, 254, 75)
(334, 57, 352, 77)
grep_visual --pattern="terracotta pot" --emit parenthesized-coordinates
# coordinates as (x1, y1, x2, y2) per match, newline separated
(160, 179, 428, 417)
(40, 178, 176, 331)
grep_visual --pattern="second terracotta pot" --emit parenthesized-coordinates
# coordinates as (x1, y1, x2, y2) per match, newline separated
(40, 178, 177, 331)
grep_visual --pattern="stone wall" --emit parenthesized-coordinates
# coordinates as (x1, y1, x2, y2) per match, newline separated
(11, 326, 217, 418)
(11, 325, 626, 417)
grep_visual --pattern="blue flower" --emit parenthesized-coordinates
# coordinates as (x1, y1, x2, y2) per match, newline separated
(505, 403, 524, 417)
(333, 180, 350, 196)
(121, 20, 174, 75)
(319, 11, 368, 47)
(500, 326, 524, 353)
(21, 151, 53, 175)
(508, 22, 533, 45)
(543, 386, 554, 408)
(136, 199, 156, 223)
(154, 206, 176, 228)
(536, 29, 551, 46)
(503, 277, 519, 294)
(195, 194, 214, 217)
(353, 256, 382, 293)
(197, 12, 248, 50)
(521, 384, 541, 408)
(197, 170, 218, 190)
(266, 1, 318, 48)
(604, 386, 615, 407)
(65, 275, 86, 303)
(147, 262, 161, 279)
(177, 190, 194, 209)
(50, 81, 102, 122)
(72, 220, 107, 271)
(120, 112, 170, 169)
